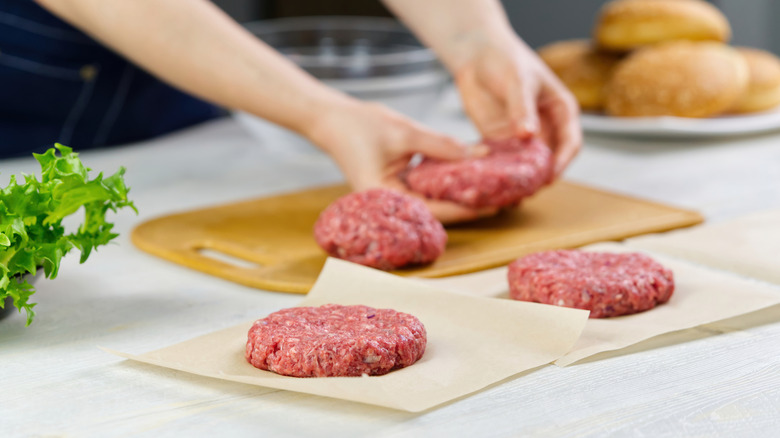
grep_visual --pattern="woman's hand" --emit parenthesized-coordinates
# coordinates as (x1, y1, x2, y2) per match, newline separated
(306, 99, 496, 224)
(383, 0, 582, 178)
(453, 37, 582, 178)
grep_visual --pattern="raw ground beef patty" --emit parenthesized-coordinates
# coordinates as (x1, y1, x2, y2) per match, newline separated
(245, 304, 427, 377)
(313, 188, 447, 270)
(404, 137, 553, 209)
(508, 250, 675, 318)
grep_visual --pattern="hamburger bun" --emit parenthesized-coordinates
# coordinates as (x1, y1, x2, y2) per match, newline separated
(538, 39, 622, 110)
(605, 41, 748, 118)
(731, 48, 780, 113)
(595, 0, 731, 51)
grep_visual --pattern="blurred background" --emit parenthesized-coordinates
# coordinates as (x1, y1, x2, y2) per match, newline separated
(213, 0, 779, 54)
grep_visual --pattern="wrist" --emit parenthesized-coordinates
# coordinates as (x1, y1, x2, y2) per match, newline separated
(262, 80, 357, 147)
(302, 93, 364, 154)
(438, 25, 519, 73)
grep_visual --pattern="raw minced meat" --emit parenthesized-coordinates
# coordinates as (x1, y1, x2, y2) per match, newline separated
(508, 250, 675, 318)
(313, 188, 446, 270)
(405, 137, 553, 209)
(245, 304, 427, 377)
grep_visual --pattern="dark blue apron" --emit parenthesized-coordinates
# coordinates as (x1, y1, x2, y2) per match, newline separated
(0, 1, 222, 158)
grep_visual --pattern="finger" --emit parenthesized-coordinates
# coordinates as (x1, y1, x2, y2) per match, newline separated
(380, 157, 415, 184)
(505, 74, 541, 139)
(456, 70, 517, 140)
(382, 177, 499, 224)
(405, 127, 472, 161)
(427, 201, 500, 225)
(540, 84, 582, 178)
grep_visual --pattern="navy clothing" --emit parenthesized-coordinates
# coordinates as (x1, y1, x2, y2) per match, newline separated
(0, 2, 222, 158)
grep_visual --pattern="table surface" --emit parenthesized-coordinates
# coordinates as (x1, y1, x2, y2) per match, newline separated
(4, 100, 780, 437)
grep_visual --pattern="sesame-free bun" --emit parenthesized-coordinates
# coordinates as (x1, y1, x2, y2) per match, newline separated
(595, 0, 731, 51)
(605, 42, 748, 118)
(731, 48, 780, 114)
(538, 40, 622, 110)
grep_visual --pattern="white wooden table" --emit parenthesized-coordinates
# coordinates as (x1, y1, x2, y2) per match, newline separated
(4, 105, 780, 437)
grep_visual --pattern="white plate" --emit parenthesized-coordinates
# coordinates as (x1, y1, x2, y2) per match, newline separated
(581, 107, 780, 138)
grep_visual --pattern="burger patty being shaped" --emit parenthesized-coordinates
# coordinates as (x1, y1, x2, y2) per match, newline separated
(405, 137, 553, 209)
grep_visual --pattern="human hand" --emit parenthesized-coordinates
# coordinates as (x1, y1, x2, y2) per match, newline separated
(452, 35, 582, 178)
(306, 99, 496, 224)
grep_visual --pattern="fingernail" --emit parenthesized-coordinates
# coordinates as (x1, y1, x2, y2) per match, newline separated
(520, 120, 539, 136)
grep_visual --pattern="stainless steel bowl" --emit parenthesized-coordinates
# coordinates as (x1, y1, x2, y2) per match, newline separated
(244, 16, 442, 80)
(236, 17, 450, 155)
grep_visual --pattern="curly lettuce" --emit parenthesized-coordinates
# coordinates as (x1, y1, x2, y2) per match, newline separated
(0, 144, 136, 325)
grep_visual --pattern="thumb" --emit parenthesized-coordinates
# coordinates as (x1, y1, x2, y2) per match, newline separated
(406, 128, 476, 161)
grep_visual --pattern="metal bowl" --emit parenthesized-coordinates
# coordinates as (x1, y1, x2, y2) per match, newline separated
(236, 17, 450, 154)
(244, 16, 442, 80)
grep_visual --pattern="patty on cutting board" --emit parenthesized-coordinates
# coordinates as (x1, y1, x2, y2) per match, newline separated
(314, 188, 447, 270)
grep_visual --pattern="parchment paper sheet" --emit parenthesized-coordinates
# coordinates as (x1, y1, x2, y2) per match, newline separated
(626, 209, 780, 286)
(105, 258, 588, 412)
(423, 242, 780, 366)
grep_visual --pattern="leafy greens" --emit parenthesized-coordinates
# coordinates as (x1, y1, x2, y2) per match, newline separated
(0, 144, 135, 325)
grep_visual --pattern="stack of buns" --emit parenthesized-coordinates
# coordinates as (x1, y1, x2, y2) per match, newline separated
(538, 0, 780, 117)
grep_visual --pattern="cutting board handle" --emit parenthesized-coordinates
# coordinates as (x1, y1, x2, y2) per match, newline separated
(171, 246, 272, 289)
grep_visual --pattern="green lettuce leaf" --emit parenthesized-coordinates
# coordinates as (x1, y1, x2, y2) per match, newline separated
(0, 144, 136, 325)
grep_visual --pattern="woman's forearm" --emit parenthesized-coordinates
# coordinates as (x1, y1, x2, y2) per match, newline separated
(382, 0, 518, 71)
(34, 0, 351, 136)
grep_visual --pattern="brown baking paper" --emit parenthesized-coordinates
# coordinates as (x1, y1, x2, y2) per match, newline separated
(104, 258, 589, 412)
(626, 209, 780, 286)
(556, 243, 780, 365)
(423, 242, 780, 366)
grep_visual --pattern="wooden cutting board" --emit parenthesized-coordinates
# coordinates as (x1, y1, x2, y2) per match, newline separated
(131, 182, 703, 293)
